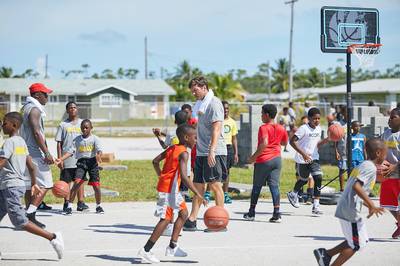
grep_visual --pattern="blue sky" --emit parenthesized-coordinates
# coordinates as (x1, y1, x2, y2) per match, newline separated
(1, 0, 399, 79)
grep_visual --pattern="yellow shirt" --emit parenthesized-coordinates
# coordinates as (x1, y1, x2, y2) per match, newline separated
(223, 117, 238, 145)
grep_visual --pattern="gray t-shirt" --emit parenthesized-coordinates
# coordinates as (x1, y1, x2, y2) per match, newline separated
(335, 120, 347, 160)
(196, 97, 227, 156)
(20, 102, 45, 158)
(55, 118, 83, 168)
(0, 136, 29, 190)
(68, 134, 102, 160)
(335, 160, 376, 222)
(381, 128, 400, 178)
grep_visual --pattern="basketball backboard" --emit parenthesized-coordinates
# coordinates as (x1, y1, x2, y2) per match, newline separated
(321, 6, 380, 53)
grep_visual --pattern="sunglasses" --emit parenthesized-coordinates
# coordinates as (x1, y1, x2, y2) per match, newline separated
(41, 92, 48, 98)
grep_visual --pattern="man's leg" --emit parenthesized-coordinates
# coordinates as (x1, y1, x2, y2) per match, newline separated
(187, 183, 206, 221)
(209, 181, 224, 206)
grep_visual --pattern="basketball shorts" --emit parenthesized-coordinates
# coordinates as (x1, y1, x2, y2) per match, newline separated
(60, 168, 77, 183)
(296, 161, 323, 181)
(339, 218, 368, 251)
(253, 157, 282, 187)
(0, 187, 29, 229)
(194, 155, 227, 183)
(338, 159, 347, 170)
(75, 157, 100, 187)
(380, 178, 400, 211)
(24, 157, 53, 189)
(154, 192, 187, 221)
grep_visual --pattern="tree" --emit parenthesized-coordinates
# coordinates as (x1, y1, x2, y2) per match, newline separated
(271, 58, 289, 93)
(0, 67, 13, 78)
(209, 73, 244, 101)
(124, 68, 139, 79)
(101, 69, 116, 79)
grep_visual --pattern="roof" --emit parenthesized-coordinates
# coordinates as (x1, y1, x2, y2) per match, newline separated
(315, 79, 400, 95)
(245, 88, 317, 101)
(0, 78, 176, 96)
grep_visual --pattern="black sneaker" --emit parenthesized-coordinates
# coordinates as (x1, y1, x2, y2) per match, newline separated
(243, 211, 255, 221)
(183, 219, 197, 231)
(313, 248, 331, 266)
(27, 212, 46, 229)
(269, 213, 282, 223)
(77, 202, 89, 212)
(62, 202, 68, 212)
(38, 202, 52, 211)
(184, 194, 192, 203)
(64, 207, 72, 216)
(96, 206, 104, 214)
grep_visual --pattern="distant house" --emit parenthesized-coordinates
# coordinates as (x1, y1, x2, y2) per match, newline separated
(0, 79, 176, 120)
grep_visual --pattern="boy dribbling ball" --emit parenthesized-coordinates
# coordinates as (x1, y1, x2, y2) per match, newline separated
(313, 138, 386, 266)
(138, 124, 206, 263)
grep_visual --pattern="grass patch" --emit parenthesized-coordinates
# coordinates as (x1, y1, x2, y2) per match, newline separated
(45, 118, 173, 128)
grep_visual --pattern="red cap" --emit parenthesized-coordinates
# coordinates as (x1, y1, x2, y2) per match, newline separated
(29, 83, 53, 94)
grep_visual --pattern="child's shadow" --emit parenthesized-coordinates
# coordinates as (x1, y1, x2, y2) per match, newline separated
(86, 223, 154, 236)
(86, 254, 142, 264)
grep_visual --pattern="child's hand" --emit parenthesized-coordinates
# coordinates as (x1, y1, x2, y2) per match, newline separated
(302, 153, 312, 163)
(367, 206, 385, 218)
(96, 154, 103, 164)
(54, 158, 62, 166)
(381, 161, 396, 177)
(31, 184, 42, 197)
(152, 128, 161, 137)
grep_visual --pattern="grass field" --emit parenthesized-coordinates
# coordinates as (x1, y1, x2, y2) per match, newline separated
(43, 159, 380, 204)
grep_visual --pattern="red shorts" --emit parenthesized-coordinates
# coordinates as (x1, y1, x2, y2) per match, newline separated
(380, 178, 400, 211)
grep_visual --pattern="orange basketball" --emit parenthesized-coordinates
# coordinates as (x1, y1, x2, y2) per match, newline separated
(328, 124, 345, 141)
(52, 181, 70, 198)
(203, 206, 229, 230)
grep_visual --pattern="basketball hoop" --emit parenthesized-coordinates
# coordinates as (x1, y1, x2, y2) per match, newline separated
(348, 43, 382, 68)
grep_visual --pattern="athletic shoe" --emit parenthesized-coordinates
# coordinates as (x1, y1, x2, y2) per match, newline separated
(165, 245, 188, 257)
(305, 195, 313, 205)
(269, 213, 282, 223)
(287, 191, 300, 208)
(243, 211, 255, 221)
(62, 202, 68, 212)
(224, 194, 233, 204)
(312, 207, 324, 215)
(162, 223, 173, 236)
(204, 191, 211, 203)
(50, 232, 64, 260)
(392, 223, 400, 239)
(96, 206, 105, 214)
(313, 248, 331, 266)
(77, 202, 89, 212)
(138, 248, 160, 263)
(184, 194, 192, 203)
(183, 219, 197, 231)
(38, 202, 52, 210)
(27, 212, 46, 229)
(64, 207, 72, 216)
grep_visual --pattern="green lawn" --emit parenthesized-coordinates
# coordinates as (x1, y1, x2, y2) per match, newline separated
(43, 159, 380, 204)
(45, 118, 174, 128)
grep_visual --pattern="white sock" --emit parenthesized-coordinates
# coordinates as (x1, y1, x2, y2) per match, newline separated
(68, 202, 72, 208)
(313, 199, 320, 208)
(26, 205, 37, 214)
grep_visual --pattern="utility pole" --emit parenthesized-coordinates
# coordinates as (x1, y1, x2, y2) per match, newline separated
(267, 61, 271, 100)
(44, 54, 49, 79)
(285, 0, 298, 101)
(160, 67, 164, 79)
(144, 36, 148, 79)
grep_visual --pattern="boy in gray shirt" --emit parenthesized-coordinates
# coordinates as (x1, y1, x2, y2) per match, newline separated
(313, 138, 386, 266)
(0, 112, 64, 260)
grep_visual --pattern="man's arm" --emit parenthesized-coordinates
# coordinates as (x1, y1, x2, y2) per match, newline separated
(26, 155, 41, 196)
(28, 108, 54, 164)
(0, 158, 7, 169)
(208, 120, 222, 167)
(56, 141, 64, 169)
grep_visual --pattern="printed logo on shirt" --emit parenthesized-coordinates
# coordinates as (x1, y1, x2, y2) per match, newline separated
(15, 146, 28, 155)
(224, 124, 232, 134)
(308, 132, 320, 137)
(384, 140, 399, 149)
(67, 127, 81, 134)
(79, 144, 94, 152)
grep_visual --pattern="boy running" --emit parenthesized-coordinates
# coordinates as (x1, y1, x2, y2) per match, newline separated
(0, 112, 64, 260)
(138, 124, 206, 263)
(55, 101, 87, 215)
(243, 104, 288, 222)
(287, 108, 329, 215)
(313, 138, 386, 266)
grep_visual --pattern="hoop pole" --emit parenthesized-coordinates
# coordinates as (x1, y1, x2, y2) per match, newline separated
(346, 52, 352, 174)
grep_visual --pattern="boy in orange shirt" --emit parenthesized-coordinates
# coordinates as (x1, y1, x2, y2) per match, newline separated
(138, 124, 206, 263)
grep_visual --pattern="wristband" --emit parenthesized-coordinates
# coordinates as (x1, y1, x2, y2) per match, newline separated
(45, 151, 51, 157)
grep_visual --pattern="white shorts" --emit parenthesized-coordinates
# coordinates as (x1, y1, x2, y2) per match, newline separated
(24, 157, 53, 189)
(154, 192, 186, 221)
(339, 218, 368, 251)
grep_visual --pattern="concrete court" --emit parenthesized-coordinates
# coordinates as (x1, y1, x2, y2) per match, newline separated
(1, 200, 399, 266)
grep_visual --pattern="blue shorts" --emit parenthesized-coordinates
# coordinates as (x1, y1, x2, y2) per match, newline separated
(0, 187, 29, 229)
(338, 159, 347, 170)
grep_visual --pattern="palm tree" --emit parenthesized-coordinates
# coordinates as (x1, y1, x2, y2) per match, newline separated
(0, 67, 13, 78)
(271, 58, 289, 93)
(209, 73, 245, 101)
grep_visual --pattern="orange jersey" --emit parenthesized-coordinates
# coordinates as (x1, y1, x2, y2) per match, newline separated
(157, 145, 187, 193)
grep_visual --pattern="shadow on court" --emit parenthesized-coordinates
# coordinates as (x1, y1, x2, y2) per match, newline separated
(1, 258, 58, 262)
(86, 254, 142, 264)
(295, 235, 344, 241)
(86, 223, 155, 235)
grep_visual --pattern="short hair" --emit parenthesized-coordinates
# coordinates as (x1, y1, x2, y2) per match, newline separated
(365, 138, 385, 160)
(81, 119, 92, 127)
(308, 107, 320, 118)
(181, 104, 192, 111)
(261, 104, 277, 119)
(289, 102, 294, 107)
(176, 124, 195, 141)
(4, 112, 23, 128)
(351, 120, 361, 127)
(175, 110, 188, 126)
(188, 76, 208, 89)
(283, 107, 289, 111)
(300, 115, 308, 120)
(391, 107, 400, 117)
(66, 101, 77, 110)
(221, 100, 229, 106)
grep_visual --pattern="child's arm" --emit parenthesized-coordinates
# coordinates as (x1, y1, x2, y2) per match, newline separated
(290, 134, 312, 163)
(0, 158, 7, 169)
(56, 141, 64, 169)
(179, 151, 207, 206)
(94, 136, 103, 164)
(353, 180, 385, 218)
(317, 137, 330, 149)
(232, 134, 239, 164)
(26, 155, 41, 197)
(152, 149, 167, 177)
(363, 136, 367, 160)
(248, 136, 268, 164)
(152, 128, 168, 149)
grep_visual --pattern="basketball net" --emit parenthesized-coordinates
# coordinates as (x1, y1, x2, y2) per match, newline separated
(348, 44, 382, 68)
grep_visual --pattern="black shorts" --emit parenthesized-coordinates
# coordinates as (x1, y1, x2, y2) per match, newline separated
(60, 168, 77, 183)
(226, 145, 235, 170)
(253, 157, 282, 187)
(296, 160, 322, 181)
(194, 155, 227, 184)
(75, 157, 100, 186)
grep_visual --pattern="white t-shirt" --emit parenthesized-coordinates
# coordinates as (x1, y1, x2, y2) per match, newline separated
(294, 124, 322, 164)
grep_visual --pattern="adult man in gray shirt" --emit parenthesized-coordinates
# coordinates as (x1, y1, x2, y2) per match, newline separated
(184, 76, 227, 231)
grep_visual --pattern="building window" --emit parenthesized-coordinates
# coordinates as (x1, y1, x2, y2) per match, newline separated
(99, 93, 122, 108)
(59, 95, 67, 102)
(67, 95, 77, 102)
(49, 95, 58, 103)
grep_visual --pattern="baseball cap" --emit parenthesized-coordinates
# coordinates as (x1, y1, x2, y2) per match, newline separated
(29, 83, 53, 94)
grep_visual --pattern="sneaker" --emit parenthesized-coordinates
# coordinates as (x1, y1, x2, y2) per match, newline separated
(162, 223, 173, 236)
(184, 194, 192, 203)
(138, 248, 160, 264)
(38, 202, 52, 211)
(312, 206, 324, 215)
(224, 194, 233, 204)
(183, 219, 197, 231)
(243, 211, 255, 221)
(165, 245, 188, 257)
(313, 248, 331, 266)
(27, 212, 46, 229)
(392, 223, 400, 239)
(204, 191, 211, 203)
(305, 195, 313, 205)
(77, 202, 89, 212)
(50, 232, 64, 260)
(96, 206, 105, 214)
(64, 207, 72, 216)
(287, 191, 300, 208)
(269, 213, 282, 223)
(62, 202, 68, 212)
